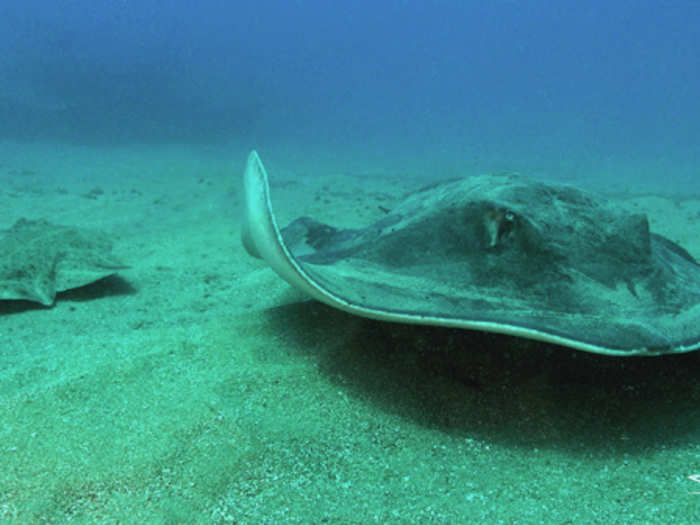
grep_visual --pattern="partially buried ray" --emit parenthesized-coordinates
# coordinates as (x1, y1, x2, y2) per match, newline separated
(0, 218, 129, 306)
(241, 150, 700, 356)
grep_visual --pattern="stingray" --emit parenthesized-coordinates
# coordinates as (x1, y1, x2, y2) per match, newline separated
(0, 218, 129, 306)
(241, 151, 700, 356)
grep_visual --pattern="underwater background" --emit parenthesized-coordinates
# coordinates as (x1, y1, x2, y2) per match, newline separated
(2, 0, 699, 189)
(1, 1, 700, 523)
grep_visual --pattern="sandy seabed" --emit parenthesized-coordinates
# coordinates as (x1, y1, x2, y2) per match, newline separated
(1, 141, 699, 524)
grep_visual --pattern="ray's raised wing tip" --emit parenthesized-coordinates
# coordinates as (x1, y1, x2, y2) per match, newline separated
(241, 148, 269, 259)
(244, 149, 269, 184)
(246, 149, 262, 166)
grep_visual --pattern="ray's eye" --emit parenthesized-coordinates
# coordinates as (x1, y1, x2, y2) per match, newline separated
(497, 210, 516, 241)
(484, 207, 517, 248)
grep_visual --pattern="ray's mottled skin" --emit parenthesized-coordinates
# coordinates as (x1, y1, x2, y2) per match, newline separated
(242, 150, 700, 356)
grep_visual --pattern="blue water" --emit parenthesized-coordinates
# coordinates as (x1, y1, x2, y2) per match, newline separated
(1, 0, 699, 188)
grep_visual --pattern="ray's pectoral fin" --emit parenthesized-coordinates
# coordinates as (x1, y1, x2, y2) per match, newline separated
(240, 150, 700, 356)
